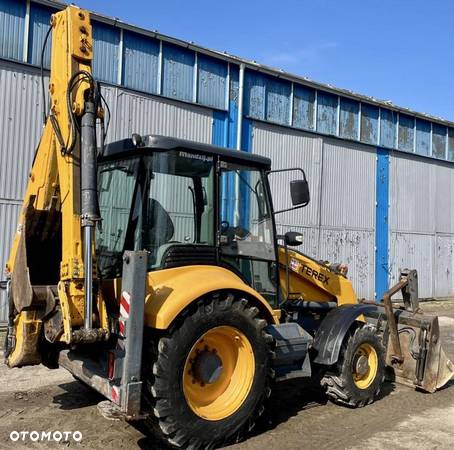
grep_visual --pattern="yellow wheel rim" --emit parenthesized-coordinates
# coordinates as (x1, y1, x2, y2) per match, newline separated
(352, 343, 378, 389)
(183, 326, 255, 421)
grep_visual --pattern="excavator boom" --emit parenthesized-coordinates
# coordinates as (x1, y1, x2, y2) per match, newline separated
(5, 5, 108, 367)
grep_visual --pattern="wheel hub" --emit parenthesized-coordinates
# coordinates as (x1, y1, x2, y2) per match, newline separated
(182, 325, 255, 421)
(354, 354, 370, 377)
(192, 348, 223, 385)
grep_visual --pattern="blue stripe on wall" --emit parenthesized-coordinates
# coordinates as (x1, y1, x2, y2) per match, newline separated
(375, 147, 390, 300)
(241, 117, 253, 152)
(212, 110, 228, 147)
(213, 90, 239, 222)
(238, 118, 253, 227)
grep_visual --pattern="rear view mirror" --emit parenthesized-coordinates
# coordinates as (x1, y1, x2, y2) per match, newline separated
(267, 167, 310, 215)
(284, 231, 304, 246)
(290, 179, 310, 206)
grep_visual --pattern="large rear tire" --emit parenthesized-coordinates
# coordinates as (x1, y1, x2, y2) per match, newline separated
(320, 324, 385, 407)
(143, 293, 274, 449)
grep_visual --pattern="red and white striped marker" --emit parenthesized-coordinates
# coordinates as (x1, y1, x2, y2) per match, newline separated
(119, 291, 131, 337)
(120, 291, 131, 319)
(111, 385, 120, 404)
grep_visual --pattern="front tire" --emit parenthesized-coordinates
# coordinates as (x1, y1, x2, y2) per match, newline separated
(321, 324, 385, 407)
(144, 293, 273, 449)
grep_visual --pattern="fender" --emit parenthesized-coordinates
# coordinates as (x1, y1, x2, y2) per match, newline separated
(312, 303, 379, 366)
(143, 265, 279, 329)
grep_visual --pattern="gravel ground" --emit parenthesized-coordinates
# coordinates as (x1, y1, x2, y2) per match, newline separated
(1, 300, 454, 449)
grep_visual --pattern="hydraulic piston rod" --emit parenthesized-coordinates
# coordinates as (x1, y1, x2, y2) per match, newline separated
(81, 99, 99, 330)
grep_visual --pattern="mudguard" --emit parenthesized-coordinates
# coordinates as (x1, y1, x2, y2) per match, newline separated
(312, 303, 379, 366)
(144, 265, 279, 329)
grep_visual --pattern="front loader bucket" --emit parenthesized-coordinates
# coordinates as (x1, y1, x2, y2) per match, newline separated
(364, 270, 454, 393)
(383, 310, 454, 393)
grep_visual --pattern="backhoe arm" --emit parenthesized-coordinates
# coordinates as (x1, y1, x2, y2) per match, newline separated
(5, 6, 108, 367)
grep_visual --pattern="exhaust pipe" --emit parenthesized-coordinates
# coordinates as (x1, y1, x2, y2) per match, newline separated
(80, 99, 99, 330)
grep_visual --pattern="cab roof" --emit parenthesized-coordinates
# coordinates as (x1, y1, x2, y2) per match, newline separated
(101, 134, 272, 169)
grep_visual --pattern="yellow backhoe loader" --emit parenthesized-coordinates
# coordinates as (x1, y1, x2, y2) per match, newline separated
(2, 5, 453, 449)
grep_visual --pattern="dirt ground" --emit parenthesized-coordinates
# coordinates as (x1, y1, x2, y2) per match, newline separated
(1, 301, 454, 449)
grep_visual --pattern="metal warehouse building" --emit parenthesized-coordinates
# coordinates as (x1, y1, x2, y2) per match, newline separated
(1, 0, 454, 322)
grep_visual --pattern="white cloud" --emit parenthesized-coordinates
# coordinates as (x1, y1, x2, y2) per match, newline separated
(262, 41, 339, 68)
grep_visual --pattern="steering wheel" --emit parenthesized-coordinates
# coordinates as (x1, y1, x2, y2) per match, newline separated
(220, 220, 251, 242)
(220, 221, 230, 233)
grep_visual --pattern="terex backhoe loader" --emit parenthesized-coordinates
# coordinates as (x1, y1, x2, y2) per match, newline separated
(2, 6, 453, 449)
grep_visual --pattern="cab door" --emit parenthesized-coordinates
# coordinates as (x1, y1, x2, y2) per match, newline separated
(218, 160, 278, 306)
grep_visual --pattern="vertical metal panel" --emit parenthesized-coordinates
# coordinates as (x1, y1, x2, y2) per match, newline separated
(92, 20, 120, 84)
(380, 108, 397, 149)
(265, 76, 291, 125)
(321, 138, 376, 229)
(197, 53, 227, 110)
(212, 110, 228, 146)
(389, 153, 436, 233)
(0, 202, 20, 323)
(398, 113, 414, 152)
(162, 42, 195, 102)
(0, 0, 25, 61)
(244, 70, 265, 120)
(432, 123, 447, 159)
(389, 232, 434, 298)
(292, 84, 315, 130)
(241, 117, 253, 152)
(319, 138, 376, 298)
(435, 163, 454, 233)
(114, 87, 212, 143)
(339, 97, 359, 140)
(319, 229, 375, 299)
(316, 91, 337, 135)
(252, 121, 323, 228)
(360, 103, 379, 145)
(28, 2, 53, 67)
(415, 118, 431, 156)
(122, 31, 159, 94)
(448, 128, 454, 162)
(434, 235, 454, 298)
(0, 60, 47, 200)
(227, 64, 239, 148)
(375, 147, 390, 300)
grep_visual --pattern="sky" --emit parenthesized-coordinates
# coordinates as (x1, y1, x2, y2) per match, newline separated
(76, 0, 454, 121)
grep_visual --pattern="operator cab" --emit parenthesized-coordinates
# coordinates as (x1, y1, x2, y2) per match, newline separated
(96, 134, 309, 307)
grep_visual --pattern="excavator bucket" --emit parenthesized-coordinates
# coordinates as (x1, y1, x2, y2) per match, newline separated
(364, 270, 454, 392)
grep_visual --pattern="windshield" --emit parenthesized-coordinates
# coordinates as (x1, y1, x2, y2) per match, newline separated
(219, 163, 275, 261)
(97, 150, 215, 278)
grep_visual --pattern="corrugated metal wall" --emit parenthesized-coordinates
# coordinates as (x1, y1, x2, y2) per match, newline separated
(389, 153, 454, 298)
(252, 122, 375, 299)
(0, 0, 25, 62)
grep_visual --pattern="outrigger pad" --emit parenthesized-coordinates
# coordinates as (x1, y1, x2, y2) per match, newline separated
(385, 311, 454, 393)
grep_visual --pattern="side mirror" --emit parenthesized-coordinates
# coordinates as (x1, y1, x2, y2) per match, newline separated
(290, 179, 310, 206)
(284, 231, 304, 246)
(267, 167, 310, 214)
